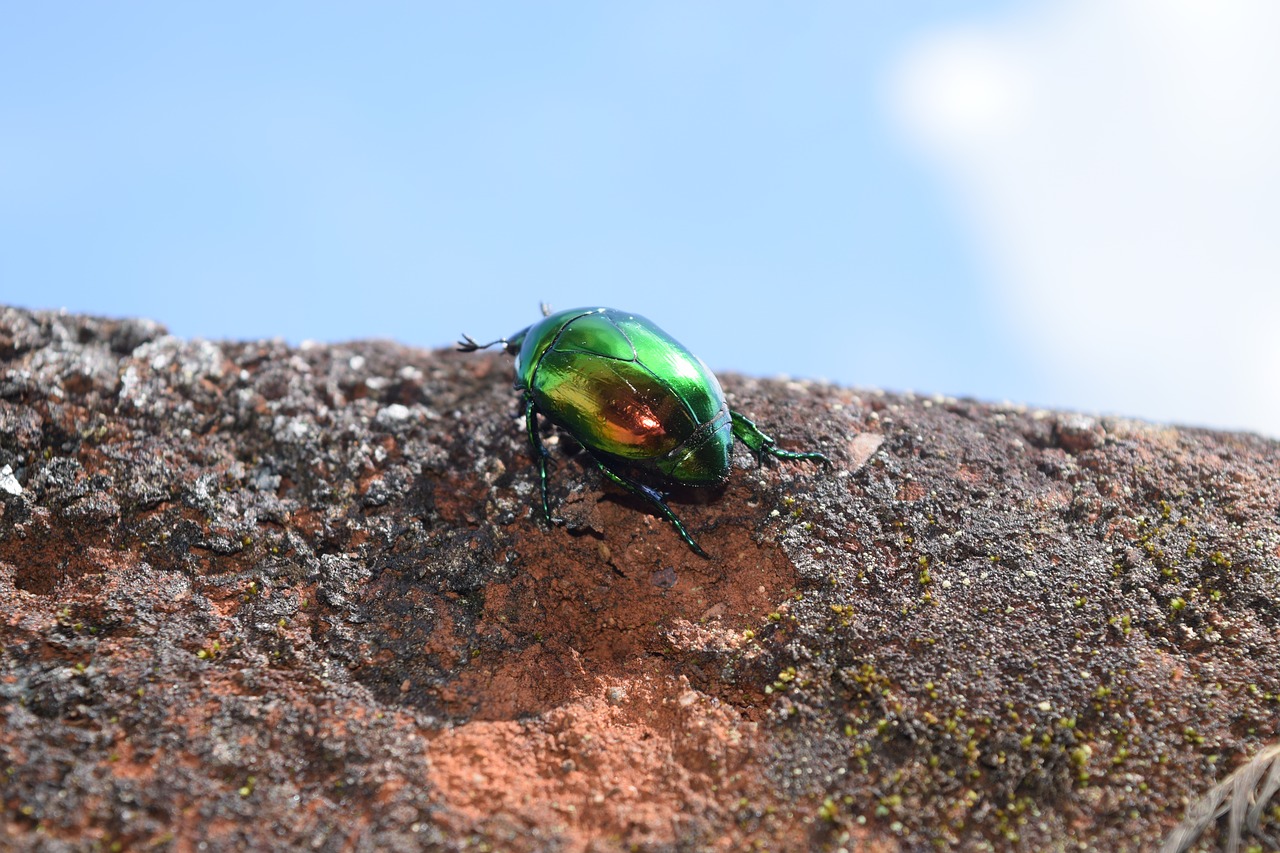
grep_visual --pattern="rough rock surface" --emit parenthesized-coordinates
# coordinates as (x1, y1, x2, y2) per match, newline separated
(1, 304, 1278, 852)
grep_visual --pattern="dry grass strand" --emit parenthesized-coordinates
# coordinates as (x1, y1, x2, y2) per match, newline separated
(1161, 743, 1280, 853)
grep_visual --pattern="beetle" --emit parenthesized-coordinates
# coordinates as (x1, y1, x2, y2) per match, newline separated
(459, 306, 827, 557)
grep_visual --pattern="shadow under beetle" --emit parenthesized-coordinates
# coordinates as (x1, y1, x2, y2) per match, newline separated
(459, 306, 827, 558)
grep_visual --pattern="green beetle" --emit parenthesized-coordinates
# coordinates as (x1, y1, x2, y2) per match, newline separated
(459, 306, 826, 557)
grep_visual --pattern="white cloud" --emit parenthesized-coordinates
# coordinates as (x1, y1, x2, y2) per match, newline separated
(889, 0, 1280, 437)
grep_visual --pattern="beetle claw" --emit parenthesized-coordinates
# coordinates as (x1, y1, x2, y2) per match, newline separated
(457, 333, 508, 353)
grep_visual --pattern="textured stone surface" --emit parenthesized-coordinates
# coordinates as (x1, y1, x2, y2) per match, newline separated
(1, 304, 1278, 851)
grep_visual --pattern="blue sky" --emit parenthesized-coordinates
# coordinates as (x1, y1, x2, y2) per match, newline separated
(4, 3, 1277, 436)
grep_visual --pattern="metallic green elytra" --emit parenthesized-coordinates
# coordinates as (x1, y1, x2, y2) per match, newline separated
(459, 306, 827, 557)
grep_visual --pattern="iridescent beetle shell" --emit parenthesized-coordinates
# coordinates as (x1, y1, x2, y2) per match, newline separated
(459, 307, 826, 557)
(514, 308, 733, 487)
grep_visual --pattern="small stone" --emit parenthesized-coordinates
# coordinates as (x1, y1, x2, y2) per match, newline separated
(649, 566, 678, 589)
(1055, 415, 1105, 452)
(376, 404, 413, 427)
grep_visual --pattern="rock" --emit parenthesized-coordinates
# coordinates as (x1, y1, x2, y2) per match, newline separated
(1, 305, 1277, 851)
(0, 465, 20, 496)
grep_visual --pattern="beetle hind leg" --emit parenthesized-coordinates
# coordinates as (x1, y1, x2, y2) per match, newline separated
(457, 325, 531, 355)
(730, 411, 829, 465)
(524, 398, 553, 523)
(592, 458, 709, 559)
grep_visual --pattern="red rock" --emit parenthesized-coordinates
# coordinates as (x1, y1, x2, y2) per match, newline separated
(1, 305, 1277, 851)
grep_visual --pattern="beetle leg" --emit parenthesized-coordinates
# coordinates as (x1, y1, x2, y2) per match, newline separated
(730, 411, 829, 466)
(456, 333, 508, 352)
(591, 458, 710, 559)
(458, 325, 530, 356)
(524, 397, 553, 523)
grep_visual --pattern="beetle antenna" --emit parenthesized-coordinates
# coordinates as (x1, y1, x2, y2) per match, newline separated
(457, 333, 508, 353)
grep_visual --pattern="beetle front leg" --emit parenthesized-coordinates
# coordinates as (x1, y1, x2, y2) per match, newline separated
(524, 397, 553, 523)
(591, 458, 710, 559)
(730, 411, 829, 466)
